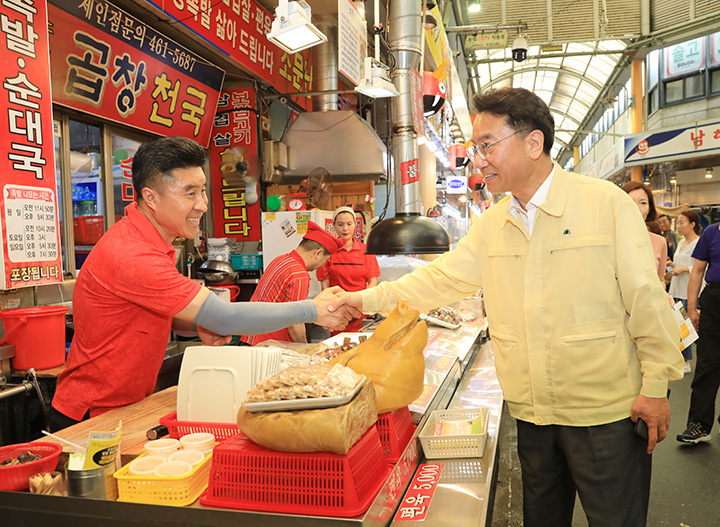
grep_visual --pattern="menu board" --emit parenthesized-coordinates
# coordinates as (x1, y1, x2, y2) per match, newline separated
(0, 0, 62, 288)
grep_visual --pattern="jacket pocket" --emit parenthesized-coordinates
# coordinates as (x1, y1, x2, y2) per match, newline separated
(551, 320, 630, 409)
(490, 323, 531, 405)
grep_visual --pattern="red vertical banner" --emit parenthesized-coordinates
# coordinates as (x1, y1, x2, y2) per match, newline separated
(410, 68, 424, 140)
(209, 88, 261, 241)
(0, 0, 62, 288)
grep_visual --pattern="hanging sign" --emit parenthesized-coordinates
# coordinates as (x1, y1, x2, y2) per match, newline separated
(1, 0, 62, 288)
(210, 88, 261, 241)
(148, 0, 313, 109)
(48, 0, 225, 146)
(338, 0, 366, 86)
(464, 31, 508, 51)
(625, 118, 720, 166)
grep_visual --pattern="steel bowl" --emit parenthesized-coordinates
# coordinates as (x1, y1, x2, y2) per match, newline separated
(197, 259, 238, 285)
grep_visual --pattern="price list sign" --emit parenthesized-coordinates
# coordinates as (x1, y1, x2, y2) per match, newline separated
(1, 0, 63, 288)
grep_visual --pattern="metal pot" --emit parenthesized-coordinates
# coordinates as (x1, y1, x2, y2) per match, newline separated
(197, 259, 238, 286)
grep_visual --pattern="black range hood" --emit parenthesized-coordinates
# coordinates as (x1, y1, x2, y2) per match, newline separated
(366, 213, 450, 255)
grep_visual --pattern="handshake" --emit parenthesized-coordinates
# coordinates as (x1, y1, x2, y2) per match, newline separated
(312, 287, 364, 331)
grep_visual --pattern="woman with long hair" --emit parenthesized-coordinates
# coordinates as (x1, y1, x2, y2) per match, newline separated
(621, 181, 667, 282)
(669, 210, 703, 372)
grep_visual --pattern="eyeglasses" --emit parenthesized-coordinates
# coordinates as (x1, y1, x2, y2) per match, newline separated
(466, 128, 531, 162)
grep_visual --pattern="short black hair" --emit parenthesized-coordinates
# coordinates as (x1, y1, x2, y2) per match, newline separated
(298, 238, 331, 256)
(132, 136, 206, 201)
(658, 214, 672, 222)
(472, 87, 555, 155)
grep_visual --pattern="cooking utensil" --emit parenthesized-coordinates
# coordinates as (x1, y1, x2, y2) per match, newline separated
(197, 259, 238, 286)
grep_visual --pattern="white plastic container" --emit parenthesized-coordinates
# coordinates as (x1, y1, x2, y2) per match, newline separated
(179, 433, 214, 453)
(154, 460, 192, 478)
(128, 456, 166, 476)
(143, 438, 180, 459)
(169, 449, 205, 467)
(418, 408, 489, 459)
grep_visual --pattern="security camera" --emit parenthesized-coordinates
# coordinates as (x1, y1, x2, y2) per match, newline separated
(512, 36, 528, 62)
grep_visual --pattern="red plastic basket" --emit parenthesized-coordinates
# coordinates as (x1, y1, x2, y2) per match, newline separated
(377, 406, 416, 463)
(159, 412, 240, 442)
(73, 215, 104, 245)
(0, 442, 63, 491)
(200, 426, 389, 517)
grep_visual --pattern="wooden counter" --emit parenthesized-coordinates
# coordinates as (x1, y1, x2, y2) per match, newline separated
(36, 387, 177, 464)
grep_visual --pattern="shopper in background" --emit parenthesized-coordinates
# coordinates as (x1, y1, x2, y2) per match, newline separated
(677, 221, 720, 444)
(622, 180, 668, 282)
(318, 206, 381, 333)
(659, 213, 680, 261)
(50, 137, 356, 431)
(339, 87, 682, 527)
(240, 222, 344, 345)
(668, 211, 702, 374)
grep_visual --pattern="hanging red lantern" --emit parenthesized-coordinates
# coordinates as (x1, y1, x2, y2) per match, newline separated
(448, 144, 470, 170)
(423, 71, 446, 117)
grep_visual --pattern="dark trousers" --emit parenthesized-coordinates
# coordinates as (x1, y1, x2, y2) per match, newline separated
(516, 417, 651, 527)
(688, 287, 720, 431)
(49, 406, 89, 432)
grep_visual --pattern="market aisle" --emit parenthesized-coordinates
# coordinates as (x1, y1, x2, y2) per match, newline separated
(491, 355, 720, 527)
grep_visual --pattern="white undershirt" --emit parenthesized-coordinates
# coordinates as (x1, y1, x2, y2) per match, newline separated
(509, 165, 556, 235)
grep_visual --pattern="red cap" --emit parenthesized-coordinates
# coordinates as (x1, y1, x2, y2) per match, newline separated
(303, 221, 344, 255)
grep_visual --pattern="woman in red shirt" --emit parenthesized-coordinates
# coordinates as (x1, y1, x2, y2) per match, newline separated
(318, 206, 381, 332)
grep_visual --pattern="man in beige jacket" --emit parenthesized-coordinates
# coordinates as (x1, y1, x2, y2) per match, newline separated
(343, 87, 683, 527)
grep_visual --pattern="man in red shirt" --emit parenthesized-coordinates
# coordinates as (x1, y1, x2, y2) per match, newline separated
(50, 137, 356, 431)
(241, 222, 343, 345)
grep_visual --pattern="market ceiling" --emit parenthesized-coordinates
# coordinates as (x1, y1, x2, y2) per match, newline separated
(288, 0, 720, 168)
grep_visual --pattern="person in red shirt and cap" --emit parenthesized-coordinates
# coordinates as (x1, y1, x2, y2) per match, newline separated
(318, 206, 381, 333)
(241, 222, 344, 344)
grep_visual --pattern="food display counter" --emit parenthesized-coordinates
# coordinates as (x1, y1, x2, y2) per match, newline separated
(0, 307, 502, 527)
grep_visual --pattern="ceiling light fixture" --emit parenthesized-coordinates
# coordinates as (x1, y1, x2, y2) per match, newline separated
(705, 167, 714, 179)
(266, 0, 327, 54)
(355, 57, 399, 98)
(468, 1, 481, 14)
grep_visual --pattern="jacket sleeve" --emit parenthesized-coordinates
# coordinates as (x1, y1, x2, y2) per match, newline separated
(614, 195, 684, 397)
(359, 220, 485, 314)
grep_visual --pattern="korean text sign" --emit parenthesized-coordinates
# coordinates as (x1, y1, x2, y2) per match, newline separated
(1, 0, 62, 288)
(148, 0, 313, 109)
(48, 0, 225, 146)
(210, 88, 261, 241)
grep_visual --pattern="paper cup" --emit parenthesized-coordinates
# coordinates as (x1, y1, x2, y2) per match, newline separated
(179, 433, 214, 452)
(128, 456, 166, 476)
(143, 438, 180, 459)
(169, 449, 205, 467)
(154, 460, 192, 478)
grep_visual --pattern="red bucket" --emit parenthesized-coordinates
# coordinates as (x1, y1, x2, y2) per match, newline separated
(0, 306, 69, 370)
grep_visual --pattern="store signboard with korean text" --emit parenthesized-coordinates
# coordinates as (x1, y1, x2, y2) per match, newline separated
(210, 88, 261, 241)
(0, 0, 63, 288)
(146, 0, 313, 109)
(665, 37, 705, 78)
(48, 0, 225, 146)
(625, 118, 720, 166)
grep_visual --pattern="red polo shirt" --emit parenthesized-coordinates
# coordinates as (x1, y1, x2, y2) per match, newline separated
(240, 250, 310, 345)
(52, 203, 201, 420)
(316, 240, 380, 292)
(317, 240, 380, 332)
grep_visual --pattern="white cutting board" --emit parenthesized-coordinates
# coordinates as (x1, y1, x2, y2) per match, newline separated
(176, 346, 252, 423)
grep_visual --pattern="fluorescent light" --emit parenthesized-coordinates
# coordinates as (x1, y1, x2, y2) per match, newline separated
(267, 0, 327, 54)
(468, 2, 481, 13)
(355, 57, 399, 98)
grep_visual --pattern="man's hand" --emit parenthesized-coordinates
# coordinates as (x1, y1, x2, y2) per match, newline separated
(197, 325, 232, 346)
(312, 287, 362, 330)
(631, 394, 671, 454)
